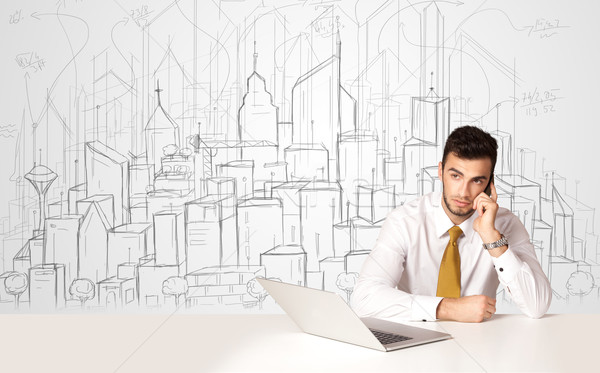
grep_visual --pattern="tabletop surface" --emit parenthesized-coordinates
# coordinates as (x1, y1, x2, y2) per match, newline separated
(0, 313, 597, 372)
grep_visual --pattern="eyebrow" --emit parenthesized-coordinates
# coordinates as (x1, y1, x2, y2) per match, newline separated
(448, 168, 488, 181)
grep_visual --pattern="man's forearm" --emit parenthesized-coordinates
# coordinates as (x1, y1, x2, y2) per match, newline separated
(436, 295, 497, 323)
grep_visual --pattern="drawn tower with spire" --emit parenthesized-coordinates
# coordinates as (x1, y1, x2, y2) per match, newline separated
(237, 42, 279, 144)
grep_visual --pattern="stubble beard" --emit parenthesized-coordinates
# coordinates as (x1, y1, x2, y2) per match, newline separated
(442, 186, 475, 218)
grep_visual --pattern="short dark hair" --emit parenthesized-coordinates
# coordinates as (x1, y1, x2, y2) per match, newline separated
(442, 126, 498, 172)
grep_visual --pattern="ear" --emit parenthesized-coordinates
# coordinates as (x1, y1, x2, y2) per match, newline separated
(438, 161, 443, 180)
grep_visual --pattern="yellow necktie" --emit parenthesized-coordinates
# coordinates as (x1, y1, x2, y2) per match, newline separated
(436, 225, 463, 298)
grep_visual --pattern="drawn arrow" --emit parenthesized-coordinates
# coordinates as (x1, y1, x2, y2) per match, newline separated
(111, 17, 135, 76)
(28, 11, 90, 128)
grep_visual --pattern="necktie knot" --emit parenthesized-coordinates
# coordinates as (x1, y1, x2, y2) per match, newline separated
(448, 225, 462, 242)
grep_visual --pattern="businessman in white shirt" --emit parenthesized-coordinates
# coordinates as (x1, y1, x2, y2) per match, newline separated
(351, 126, 552, 322)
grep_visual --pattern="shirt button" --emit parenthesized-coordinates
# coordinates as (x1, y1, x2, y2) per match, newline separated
(499, 268, 504, 272)
(452, 242, 456, 246)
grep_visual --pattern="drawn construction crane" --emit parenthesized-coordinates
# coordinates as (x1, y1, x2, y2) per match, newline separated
(188, 122, 215, 179)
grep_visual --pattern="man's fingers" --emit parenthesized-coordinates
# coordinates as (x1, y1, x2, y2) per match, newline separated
(490, 181, 498, 202)
(473, 194, 487, 213)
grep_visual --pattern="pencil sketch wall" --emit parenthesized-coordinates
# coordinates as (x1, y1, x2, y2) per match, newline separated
(1, 0, 599, 315)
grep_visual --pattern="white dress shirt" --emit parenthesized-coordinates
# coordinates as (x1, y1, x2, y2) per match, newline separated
(351, 191, 552, 322)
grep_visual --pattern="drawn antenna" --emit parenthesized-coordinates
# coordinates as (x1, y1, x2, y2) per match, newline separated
(253, 41, 258, 72)
(428, 72, 439, 98)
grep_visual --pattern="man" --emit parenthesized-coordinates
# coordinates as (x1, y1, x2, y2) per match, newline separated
(351, 126, 551, 322)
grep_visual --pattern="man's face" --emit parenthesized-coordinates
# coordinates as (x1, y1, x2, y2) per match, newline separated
(438, 153, 493, 223)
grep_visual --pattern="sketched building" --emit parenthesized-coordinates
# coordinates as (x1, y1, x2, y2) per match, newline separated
(85, 141, 130, 226)
(271, 180, 311, 245)
(154, 152, 195, 195)
(68, 183, 86, 215)
(356, 184, 396, 224)
(411, 3, 449, 163)
(153, 210, 185, 269)
(216, 160, 254, 200)
(284, 143, 329, 181)
(410, 94, 450, 163)
(137, 255, 181, 308)
(237, 198, 283, 266)
(552, 186, 575, 259)
(402, 137, 437, 195)
(291, 31, 356, 179)
(338, 130, 378, 218)
(299, 181, 342, 271)
(491, 131, 513, 175)
(495, 175, 542, 236)
(98, 263, 137, 309)
(78, 201, 111, 283)
(238, 44, 279, 144)
(239, 142, 281, 191)
(261, 245, 307, 286)
(107, 223, 153, 278)
(186, 265, 265, 307)
(77, 195, 115, 228)
(43, 215, 82, 295)
(145, 83, 180, 176)
(13, 234, 44, 274)
(185, 195, 238, 272)
(29, 264, 66, 310)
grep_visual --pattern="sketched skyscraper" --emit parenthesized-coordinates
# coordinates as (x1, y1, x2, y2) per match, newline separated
(410, 2, 449, 165)
(291, 29, 357, 180)
(85, 142, 129, 226)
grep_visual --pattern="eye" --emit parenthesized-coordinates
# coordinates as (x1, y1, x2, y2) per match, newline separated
(474, 179, 483, 184)
(451, 174, 460, 179)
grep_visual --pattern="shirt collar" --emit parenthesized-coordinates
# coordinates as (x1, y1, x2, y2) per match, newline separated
(432, 190, 478, 241)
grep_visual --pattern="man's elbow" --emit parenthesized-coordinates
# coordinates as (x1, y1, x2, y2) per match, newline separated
(523, 286, 552, 319)
(524, 306, 547, 319)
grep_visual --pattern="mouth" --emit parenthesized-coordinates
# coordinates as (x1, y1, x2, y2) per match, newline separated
(453, 199, 471, 208)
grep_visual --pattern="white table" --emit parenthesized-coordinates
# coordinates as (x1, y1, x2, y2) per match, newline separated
(0, 313, 597, 372)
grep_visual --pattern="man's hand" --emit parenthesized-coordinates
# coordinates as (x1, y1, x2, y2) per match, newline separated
(473, 181, 507, 257)
(436, 295, 497, 323)
(473, 180, 499, 238)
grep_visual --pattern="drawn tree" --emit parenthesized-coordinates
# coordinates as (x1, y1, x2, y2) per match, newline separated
(180, 147, 193, 157)
(162, 144, 179, 158)
(162, 276, 189, 307)
(70, 278, 96, 309)
(336, 272, 359, 303)
(247, 277, 281, 310)
(566, 271, 595, 303)
(4, 272, 28, 309)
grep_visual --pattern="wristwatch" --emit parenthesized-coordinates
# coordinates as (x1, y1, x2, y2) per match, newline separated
(482, 234, 508, 250)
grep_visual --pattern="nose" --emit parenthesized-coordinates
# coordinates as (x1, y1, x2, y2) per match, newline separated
(458, 181, 469, 198)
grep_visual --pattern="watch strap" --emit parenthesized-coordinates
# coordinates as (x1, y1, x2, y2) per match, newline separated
(482, 234, 508, 250)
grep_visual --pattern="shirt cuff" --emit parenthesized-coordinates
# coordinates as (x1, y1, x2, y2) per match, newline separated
(491, 248, 522, 284)
(410, 294, 443, 321)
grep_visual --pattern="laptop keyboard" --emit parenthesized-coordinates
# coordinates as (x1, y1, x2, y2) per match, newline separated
(369, 329, 413, 345)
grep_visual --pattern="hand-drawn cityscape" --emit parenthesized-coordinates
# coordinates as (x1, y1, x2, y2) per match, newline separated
(0, 0, 598, 315)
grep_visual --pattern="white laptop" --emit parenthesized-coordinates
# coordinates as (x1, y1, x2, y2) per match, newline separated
(257, 278, 451, 352)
